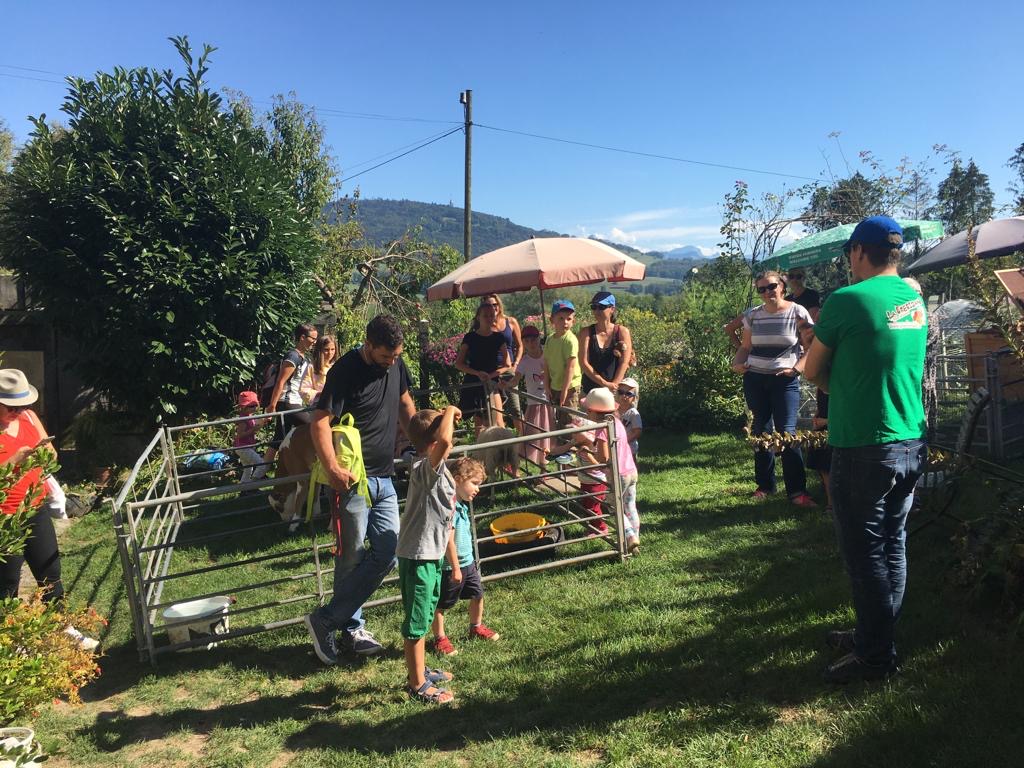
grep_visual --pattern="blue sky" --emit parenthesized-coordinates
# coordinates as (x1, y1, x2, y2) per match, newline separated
(3, 1, 1022, 254)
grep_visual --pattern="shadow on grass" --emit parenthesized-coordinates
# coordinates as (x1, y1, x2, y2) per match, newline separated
(68, 432, 1024, 763)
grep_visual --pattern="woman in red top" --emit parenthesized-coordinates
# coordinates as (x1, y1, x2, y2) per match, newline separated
(0, 369, 63, 602)
(0, 370, 97, 649)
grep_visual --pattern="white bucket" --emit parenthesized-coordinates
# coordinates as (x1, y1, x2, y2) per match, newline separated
(162, 596, 231, 650)
(0, 727, 41, 768)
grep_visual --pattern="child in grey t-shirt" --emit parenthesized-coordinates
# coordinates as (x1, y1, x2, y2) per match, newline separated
(395, 405, 461, 705)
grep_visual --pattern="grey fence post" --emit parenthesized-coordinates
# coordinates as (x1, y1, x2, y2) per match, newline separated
(987, 353, 1005, 461)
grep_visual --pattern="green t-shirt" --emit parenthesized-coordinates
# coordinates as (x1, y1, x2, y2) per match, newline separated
(543, 330, 583, 390)
(814, 275, 927, 448)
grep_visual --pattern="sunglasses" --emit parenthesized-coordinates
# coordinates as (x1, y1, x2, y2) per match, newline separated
(616, 390, 636, 398)
(481, 302, 499, 308)
(756, 283, 779, 293)
(788, 273, 804, 280)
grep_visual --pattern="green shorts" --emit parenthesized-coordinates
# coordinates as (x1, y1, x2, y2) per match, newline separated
(398, 557, 443, 640)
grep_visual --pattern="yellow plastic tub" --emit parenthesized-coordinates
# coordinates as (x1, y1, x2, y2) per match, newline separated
(490, 512, 547, 545)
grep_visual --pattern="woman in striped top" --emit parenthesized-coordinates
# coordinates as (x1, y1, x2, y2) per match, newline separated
(731, 271, 817, 507)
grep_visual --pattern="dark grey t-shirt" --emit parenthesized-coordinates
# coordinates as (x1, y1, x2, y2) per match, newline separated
(315, 349, 411, 477)
(396, 457, 456, 561)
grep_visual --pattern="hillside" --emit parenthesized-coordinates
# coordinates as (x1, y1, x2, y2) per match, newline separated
(325, 198, 563, 258)
(325, 197, 693, 294)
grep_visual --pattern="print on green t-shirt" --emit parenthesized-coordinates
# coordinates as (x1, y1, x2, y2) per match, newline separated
(813, 275, 927, 448)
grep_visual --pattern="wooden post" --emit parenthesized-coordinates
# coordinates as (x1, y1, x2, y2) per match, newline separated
(460, 89, 472, 262)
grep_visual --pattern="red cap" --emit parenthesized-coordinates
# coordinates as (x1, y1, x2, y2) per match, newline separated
(238, 391, 259, 409)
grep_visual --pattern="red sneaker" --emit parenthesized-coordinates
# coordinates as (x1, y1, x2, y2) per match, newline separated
(791, 493, 819, 509)
(752, 489, 771, 500)
(432, 635, 458, 656)
(468, 623, 501, 641)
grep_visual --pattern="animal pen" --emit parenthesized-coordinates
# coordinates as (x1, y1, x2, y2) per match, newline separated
(111, 387, 629, 664)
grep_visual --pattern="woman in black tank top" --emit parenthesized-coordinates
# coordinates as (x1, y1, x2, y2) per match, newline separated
(579, 290, 633, 393)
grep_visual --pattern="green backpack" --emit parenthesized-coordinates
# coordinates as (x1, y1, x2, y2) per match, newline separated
(305, 413, 370, 523)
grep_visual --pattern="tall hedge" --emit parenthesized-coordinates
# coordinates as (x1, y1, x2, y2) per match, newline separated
(0, 38, 320, 422)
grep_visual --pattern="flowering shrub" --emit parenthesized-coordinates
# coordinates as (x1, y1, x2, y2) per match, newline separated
(1, 446, 104, 725)
(424, 333, 465, 406)
(0, 592, 104, 724)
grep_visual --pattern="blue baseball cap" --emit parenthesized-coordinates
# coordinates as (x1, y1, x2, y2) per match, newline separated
(843, 216, 903, 251)
(551, 299, 575, 314)
(590, 290, 616, 307)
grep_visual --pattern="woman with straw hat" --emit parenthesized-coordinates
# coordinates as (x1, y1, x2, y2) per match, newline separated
(0, 369, 98, 650)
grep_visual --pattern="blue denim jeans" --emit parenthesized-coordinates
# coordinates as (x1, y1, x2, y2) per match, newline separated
(743, 371, 805, 497)
(315, 476, 400, 633)
(830, 439, 926, 665)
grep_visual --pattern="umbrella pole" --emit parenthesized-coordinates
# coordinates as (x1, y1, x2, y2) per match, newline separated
(538, 287, 548, 338)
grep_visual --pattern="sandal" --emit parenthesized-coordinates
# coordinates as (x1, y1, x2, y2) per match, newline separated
(425, 667, 453, 683)
(407, 680, 454, 705)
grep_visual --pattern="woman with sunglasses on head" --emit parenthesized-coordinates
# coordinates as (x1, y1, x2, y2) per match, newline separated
(0, 369, 98, 650)
(731, 271, 817, 508)
(473, 294, 524, 430)
(456, 300, 512, 436)
(578, 290, 633, 394)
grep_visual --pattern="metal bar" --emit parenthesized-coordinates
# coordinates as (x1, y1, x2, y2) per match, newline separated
(605, 414, 627, 562)
(112, 505, 148, 661)
(142, 546, 314, 585)
(478, 531, 617, 565)
(167, 408, 310, 433)
(472, 489, 609, 522)
(475, 513, 616, 545)
(126, 473, 311, 511)
(138, 514, 329, 553)
(113, 430, 164, 509)
(479, 549, 619, 582)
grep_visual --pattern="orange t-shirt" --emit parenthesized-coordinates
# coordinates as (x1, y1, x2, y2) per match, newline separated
(0, 411, 44, 515)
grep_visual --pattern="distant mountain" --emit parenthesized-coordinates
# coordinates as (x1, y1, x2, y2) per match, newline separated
(663, 245, 718, 260)
(325, 198, 563, 258)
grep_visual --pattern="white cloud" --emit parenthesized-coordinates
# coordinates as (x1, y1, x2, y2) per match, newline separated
(573, 205, 724, 253)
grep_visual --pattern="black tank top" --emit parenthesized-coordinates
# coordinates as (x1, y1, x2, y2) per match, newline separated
(582, 323, 620, 393)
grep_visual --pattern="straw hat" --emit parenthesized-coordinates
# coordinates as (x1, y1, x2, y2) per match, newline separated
(0, 369, 39, 407)
(582, 387, 616, 413)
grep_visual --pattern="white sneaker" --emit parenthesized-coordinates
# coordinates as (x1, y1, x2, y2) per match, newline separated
(65, 625, 100, 652)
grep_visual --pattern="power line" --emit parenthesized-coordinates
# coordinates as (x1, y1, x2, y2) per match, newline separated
(0, 63, 65, 76)
(339, 126, 462, 184)
(344, 127, 460, 173)
(0, 71, 65, 85)
(475, 122, 820, 182)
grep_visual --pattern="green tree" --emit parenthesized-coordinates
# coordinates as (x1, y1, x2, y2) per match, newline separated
(0, 37, 321, 423)
(803, 172, 883, 232)
(0, 119, 13, 172)
(935, 158, 995, 234)
(1007, 142, 1024, 215)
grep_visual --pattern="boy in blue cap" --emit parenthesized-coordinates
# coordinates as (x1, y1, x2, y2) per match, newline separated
(544, 299, 583, 427)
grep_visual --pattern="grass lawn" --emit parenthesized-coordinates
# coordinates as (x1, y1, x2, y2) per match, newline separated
(28, 431, 1024, 767)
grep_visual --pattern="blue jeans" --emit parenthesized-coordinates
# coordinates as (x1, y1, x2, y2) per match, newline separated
(830, 439, 926, 665)
(743, 371, 805, 496)
(315, 476, 400, 633)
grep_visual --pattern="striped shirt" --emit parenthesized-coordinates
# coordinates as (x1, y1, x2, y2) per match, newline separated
(743, 303, 813, 373)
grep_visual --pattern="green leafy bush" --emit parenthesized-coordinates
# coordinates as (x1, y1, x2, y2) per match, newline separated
(0, 38, 320, 423)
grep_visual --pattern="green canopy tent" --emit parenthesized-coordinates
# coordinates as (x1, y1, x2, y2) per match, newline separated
(759, 219, 944, 271)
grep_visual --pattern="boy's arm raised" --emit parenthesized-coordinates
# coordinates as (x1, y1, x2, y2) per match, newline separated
(428, 406, 462, 470)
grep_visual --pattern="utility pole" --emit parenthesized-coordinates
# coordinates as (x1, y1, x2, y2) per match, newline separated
(460, 89, 472, 262)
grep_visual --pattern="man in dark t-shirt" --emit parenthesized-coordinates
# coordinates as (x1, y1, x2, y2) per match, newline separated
(784, 269, 821, 321)
(303, 315, 416, 664)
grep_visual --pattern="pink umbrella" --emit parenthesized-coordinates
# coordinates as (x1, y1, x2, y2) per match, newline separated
(426, 237, 646, 301)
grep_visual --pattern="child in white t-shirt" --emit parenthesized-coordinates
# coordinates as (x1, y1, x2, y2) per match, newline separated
(616, 377, 642, 460)
(505, 325, 551, 468)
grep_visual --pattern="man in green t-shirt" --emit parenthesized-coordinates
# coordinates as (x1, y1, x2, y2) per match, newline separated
(805, 216, 928, 684)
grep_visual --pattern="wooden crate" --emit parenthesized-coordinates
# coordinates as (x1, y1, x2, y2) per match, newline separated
(965, 329, 1024, 402)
